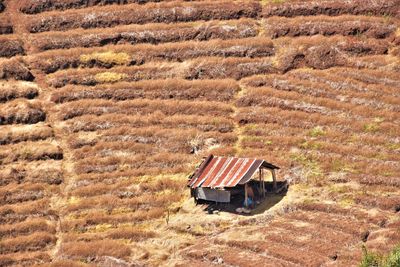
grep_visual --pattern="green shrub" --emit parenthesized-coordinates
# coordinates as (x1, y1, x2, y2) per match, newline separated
(360, 244, 400, 267)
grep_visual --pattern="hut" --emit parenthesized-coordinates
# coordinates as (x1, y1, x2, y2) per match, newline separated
(188, 155, 280, 204)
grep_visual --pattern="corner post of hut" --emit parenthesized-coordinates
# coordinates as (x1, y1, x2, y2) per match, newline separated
(272, 168, 277, 192)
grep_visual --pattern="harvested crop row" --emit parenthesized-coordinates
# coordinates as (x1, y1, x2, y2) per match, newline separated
(273, 36, 389, 71)
(0, 123, 53, 145)
(67, 127, 235, 160)
(0, 161, 63, 186)
(68, 174, 183, 197)
(0, 183, 57, 205)
(237, 106, 399, 138)
(58, 98, 233, 121)
(0, 100, 45, 125)
(0, 251, 51, 267)
(265, 220, 356, 245)
(64, 113, 235, 133)
(0, 38, 24, 58)
(31, 37, 274, 73)
(262, 0, 400, 18)
(0, 81, 39, 103)
(357, 174, 400, 187)
(0, 58, 34, 81)
(62, 226, 156, 243)
(70, 134, 229, 159)
(47, 57, 278, 87)
(71, 141, 189, 160)
(51, 79, 239, 103)
(328, 68, 400, 87)
(0, 141, 62, 164)
(30, 19, 259, 52)
(0, 199, 54, 224)
(19, 0, 172, 14)
(242, 73, 400, 108)
(65, 190, 181, 213)
(263, 15, 397, 39)
(0, 17, 12, 34)
(287, 68, 400, 99)
(240, 132, 399, 162)
(242, 122, 399, 150)
(61, 207, 167, 232)
(347, 55, 400, 72)
(296, 203, 388, 225)
(217, 238, 326, 266)
(59, 239, 129, 261)
(238, 86, 399, 121)
(296, 150, 400, 177)
(287, 211, 376, 236)
(0, 232, 56, 254)
(26, 1, 261, 33)
(72, 155, 226, 176)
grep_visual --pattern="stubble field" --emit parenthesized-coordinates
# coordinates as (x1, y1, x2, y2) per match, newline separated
(0, 0, 399, 266)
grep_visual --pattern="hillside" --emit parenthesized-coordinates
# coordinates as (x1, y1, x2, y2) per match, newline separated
(0, 0, 399, 266)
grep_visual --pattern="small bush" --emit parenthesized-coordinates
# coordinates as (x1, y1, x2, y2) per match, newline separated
(80, 51, 131, 66)
(360, 244, 400, 267)
(94, 72, 127, 83)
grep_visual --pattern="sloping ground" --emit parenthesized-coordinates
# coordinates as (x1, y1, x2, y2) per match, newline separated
(0, 0, 399, 266)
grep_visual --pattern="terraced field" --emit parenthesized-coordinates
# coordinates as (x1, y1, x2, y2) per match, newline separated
(0, 0, 399, 266)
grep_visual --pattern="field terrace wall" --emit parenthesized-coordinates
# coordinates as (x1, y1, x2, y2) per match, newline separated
(0, 0, 399, 266)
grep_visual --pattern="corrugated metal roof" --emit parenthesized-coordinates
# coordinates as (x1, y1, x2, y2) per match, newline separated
(188, 155, 279, 188)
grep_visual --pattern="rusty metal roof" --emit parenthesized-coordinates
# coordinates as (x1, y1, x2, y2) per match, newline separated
(188, 155, 279, 188)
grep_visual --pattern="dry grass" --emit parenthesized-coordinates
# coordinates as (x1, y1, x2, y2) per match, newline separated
(31, 37, 274, 73)
(60, 240, 131, 260)
(0, 37, 24, 57)
(0, 218, 55, 238)
(0, 141, 62, 164)
(264, 15, 397, 39)
(26, 1, 261, 33)
(0, 58, 34, 81)
(0, 81, 38, 102)
(58, 98, 233, 120)
(0, 251, 51, 267)
(262, 0, 400, 17)
(0, 160, 63, 186)
(45, 57, 279, 87)
(0, 232, 56, 254)
(0, 99, 45, 125)
(19, 0, 167, 14)
(30, 18, 258, 52)
(2, 0, 399, 265)
(51, 79, 239, 103)
(65, 113, 235, 134)
(0, 123, 53, 145)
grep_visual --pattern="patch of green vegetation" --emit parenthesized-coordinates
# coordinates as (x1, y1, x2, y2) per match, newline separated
(309, 126, 325, 138)
(339, 196, 354, 208)
(290, 152, 323, 182)
(95, 72, 127, 83)
(300, 141, 323, 150)
(363, 118, 384, 133)
(382, 14, 393, 24)
(302, 197, 316, 205)
(382, 171, 395, 177)
(243, 123, 258, 132)
(363, 123, 379, 133)
(260, 0, 286, 5)
(264, 140, 273, 145)
(360, 244, 400, 267)
(329, 184, 350, 194)
(331, 159, 358, 174)
(386, 142, 400, 151)
(80, 51, 131, 65)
